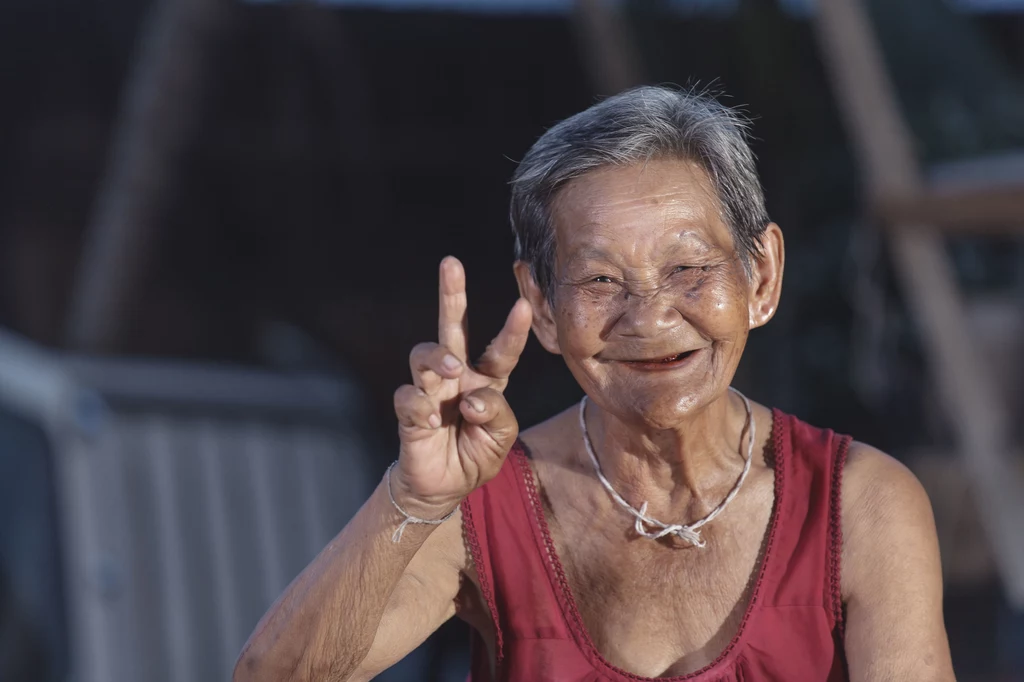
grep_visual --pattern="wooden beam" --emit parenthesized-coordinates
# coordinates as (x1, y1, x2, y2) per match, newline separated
(874, 185, 1024, 232)
(814, 0, 1024, 607)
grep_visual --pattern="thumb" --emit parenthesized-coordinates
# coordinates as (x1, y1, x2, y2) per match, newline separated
(458, 386, 519, 455)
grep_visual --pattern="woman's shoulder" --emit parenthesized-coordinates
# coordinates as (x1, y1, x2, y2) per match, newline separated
(777, 412, 932, 566)
(841, 441, 932, 526)
(839, 441, 937, 599)
(841, 441, 930, 528)
(773, 412, 935, 572)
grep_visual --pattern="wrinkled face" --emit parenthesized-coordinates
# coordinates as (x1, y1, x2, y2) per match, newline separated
(536, 158, 769, 428)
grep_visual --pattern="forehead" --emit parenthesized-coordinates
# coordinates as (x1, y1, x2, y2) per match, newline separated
(550, 158, 733, 258)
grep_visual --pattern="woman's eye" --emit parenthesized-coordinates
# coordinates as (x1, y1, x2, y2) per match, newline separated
(673, 265, 691, 273)
(593, 276, 614, 284)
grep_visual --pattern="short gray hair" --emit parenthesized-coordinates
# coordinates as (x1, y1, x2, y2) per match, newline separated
(510, 85, 770, 300)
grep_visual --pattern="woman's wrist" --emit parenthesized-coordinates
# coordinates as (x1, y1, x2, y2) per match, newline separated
(385, 463, 463, 529)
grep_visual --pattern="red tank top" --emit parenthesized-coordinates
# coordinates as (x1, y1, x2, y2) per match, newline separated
(460, 409, 851, 682)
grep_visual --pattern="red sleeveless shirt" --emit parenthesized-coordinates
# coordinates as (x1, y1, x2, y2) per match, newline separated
(460, 409, 851, 682)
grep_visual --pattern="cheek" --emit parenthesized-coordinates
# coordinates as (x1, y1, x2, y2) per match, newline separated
(554, 293, 615, 355)
(677, 268, 750, 334)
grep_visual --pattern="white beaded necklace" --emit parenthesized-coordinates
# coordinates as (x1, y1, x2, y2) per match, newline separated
(578, 387, 754, 548)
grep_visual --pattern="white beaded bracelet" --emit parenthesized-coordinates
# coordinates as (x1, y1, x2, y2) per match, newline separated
(385, 461, 458, 543)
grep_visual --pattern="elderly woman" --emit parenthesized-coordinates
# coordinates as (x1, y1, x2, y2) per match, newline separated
(234, 87, 954, 682)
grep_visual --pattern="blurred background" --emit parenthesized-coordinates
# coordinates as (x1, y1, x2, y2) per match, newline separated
(0, 0, 1022, 680)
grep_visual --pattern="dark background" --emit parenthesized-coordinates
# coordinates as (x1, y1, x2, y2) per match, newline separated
(0, 0, 1022, 680)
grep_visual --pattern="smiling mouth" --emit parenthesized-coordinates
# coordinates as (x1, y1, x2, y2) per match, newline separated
(624, 349, 700, 366)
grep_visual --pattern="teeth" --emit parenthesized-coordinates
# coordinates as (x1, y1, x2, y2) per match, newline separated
(628, 351, 691, 363)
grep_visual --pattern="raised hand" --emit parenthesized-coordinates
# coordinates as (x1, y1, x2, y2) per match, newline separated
(391, 256, 533, 516)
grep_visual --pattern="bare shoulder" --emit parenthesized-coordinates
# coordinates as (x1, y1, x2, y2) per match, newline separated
(840, 441, 939, 599)
(841, 441, 932, 518)
(841, 441, 934, 530)
(837, 446, 954, 679)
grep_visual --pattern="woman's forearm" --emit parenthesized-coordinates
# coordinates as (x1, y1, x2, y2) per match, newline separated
(234, 255, 525, 682)
(232, 474, 451, 682)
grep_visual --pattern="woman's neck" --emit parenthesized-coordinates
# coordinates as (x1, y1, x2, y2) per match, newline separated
(581, 389, 750, 518)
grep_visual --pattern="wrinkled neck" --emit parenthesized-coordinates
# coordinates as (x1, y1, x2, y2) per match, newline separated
(580, 389, 751, 516)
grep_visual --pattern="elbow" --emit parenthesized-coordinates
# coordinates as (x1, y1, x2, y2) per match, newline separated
(232, 647, 269, 682)
(232, 644, 301, 682)
(233, 644, 359, 682)
(231, 656, 252, 682)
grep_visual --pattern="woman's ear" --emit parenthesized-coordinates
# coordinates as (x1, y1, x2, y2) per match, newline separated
(748, 223, 784, 329)
(513, 261, 562, 355)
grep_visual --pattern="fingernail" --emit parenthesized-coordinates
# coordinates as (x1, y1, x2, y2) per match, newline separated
(428, 413, 441, 428)
(442, 355, 462, 371)
(465, 396, 485, 413)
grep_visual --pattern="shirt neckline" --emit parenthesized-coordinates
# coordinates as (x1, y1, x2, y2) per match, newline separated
(511, 408, 787, 681)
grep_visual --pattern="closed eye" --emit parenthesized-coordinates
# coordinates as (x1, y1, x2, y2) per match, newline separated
(674, 265, 712, 273)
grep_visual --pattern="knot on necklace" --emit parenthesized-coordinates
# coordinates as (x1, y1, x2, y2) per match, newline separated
(634, 501, 706, 547)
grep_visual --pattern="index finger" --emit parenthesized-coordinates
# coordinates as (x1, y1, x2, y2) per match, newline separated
(475, 297, 533, 380)
(438, 256, 469, 360)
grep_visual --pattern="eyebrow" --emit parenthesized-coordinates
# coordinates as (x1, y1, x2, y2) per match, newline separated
(675, 231, 715, 253)
(563, 247, 615, 268)
(564, 230, 715, 265)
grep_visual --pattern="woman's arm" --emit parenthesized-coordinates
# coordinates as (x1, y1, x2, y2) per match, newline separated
(234, 256, 532, 682)
(233, 477, 466, 682)
(841, 443, 956, 682)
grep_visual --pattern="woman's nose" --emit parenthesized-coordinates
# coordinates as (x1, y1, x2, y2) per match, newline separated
(614, 289, 684, 338)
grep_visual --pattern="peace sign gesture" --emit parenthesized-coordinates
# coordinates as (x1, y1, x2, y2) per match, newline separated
(391, 256, 533, 517)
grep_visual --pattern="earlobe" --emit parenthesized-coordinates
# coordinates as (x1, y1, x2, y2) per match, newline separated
(748, 223, 784, 330)
(533, 318, 563, 356)
(748, 302, 777, 330)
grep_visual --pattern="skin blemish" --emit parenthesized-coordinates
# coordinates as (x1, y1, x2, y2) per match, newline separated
(685, 276, 707, 300)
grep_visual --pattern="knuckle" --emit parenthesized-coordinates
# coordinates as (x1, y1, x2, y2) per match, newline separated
(414, 372, 441, 390)
(474, 386, 501, 400)
(393, 384, 418, 406)
(467, 388, 504, 413)
(409, 342, 438, 360)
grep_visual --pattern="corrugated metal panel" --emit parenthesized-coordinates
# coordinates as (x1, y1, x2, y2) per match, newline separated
(0, 333, 374, 682)
(57, 428, 123, 682)
(63, 411, 372, 682)
(196, 420, 246, 676)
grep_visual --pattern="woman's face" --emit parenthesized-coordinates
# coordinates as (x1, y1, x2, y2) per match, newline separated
(518, 158, 782, 429)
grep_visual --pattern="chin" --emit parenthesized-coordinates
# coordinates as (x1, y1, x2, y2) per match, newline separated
(618, 382, 721, 430)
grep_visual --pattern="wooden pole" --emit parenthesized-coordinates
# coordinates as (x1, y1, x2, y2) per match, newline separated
(571, 0, 645, 96)
(65, 0, 232, 352)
